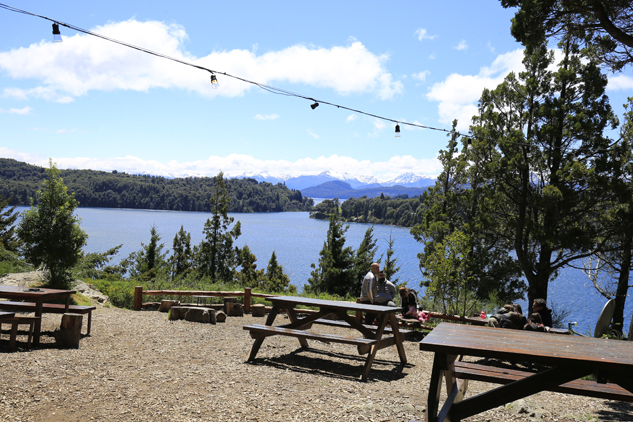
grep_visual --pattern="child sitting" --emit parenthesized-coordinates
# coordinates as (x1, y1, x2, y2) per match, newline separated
(399, 287, 429, 323)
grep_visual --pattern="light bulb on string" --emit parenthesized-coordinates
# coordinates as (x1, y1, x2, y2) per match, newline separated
(395, 124, 401, 138)
(310, 102, 319, 110)
(467, 139, 473, 150)
(210, 74, 219, 89)
(52, 23, 62, 42)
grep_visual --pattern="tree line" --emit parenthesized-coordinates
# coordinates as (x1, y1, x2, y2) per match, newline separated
(310, 195, 424, 228)
(0, 158, 313, 213)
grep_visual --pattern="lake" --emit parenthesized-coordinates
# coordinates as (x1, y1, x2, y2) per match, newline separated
(13, 206, 632, 333)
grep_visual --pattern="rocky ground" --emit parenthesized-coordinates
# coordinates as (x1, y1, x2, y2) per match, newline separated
(1, 274, 632, 421)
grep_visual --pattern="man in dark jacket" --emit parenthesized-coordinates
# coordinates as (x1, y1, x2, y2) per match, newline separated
(532, 298, 553, 327)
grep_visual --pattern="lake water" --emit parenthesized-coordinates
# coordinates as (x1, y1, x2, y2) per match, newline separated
(14, 206, 632, 333)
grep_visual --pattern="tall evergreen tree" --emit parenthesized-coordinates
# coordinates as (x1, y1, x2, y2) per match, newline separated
(468, 38, 618, 311)
(196, 172, 242, 281)
(263, 251, 295, 293)
(16, 160, 88, 289)
(383, 232, 401, 285)
(125, 224, 169, 280)
(350, 226, 380, 294)
(171, 225, 193, 279)
(235, 245, 264, 287)
(0, 194, 20, 253)
(305, 210, 355, 296)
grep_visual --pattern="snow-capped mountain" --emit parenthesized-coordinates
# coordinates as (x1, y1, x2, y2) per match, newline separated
(381, 172, 437, 188)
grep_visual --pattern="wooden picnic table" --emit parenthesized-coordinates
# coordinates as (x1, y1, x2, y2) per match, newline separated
(418, 322, 633, 422)
(0, 286, 75, 346)
(243, 296, 406, 381)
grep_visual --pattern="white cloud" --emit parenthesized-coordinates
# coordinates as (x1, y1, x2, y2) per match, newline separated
(455, 40, 468, 51)
(415, 28, 437, 41)
(0, 106, 33, 115)
(412, 71, 430, 82)
(607, 75, 633, 91)
(307, 129, 319, 139)
(0, 148, 442, 179)
(427, 48, 525, 130)
(429, 53, 436, 60)
(346, 114, 357, 122)
(0, 20, 402, 101)
(254, 114, 280, 120)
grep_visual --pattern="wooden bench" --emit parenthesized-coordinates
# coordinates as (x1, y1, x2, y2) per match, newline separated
(0, 301, 96, 335)
(454, 361, 633, 402)
(244, 323, 377, 347)
(0, 316, 39, 350)
(313, 318, 413, 335)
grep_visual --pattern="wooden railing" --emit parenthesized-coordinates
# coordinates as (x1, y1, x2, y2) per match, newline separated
(133, 286, 276, 313)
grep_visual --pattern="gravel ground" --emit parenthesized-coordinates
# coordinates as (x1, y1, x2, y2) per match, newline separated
(2, 302, 633, 422)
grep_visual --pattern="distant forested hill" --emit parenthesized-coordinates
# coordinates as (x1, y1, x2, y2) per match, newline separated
(0, 158, 313, 213)
(310, 195, 424, 227)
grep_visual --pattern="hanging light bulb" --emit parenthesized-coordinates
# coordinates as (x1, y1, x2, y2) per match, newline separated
(52, 23, 63, 43)
(310, 102, 319, 110)
(395, 124, 401, 137)
(210, 74, 219, 89)
(467, 139, 473, 150)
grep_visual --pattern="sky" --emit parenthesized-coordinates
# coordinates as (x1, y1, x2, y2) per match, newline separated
(1, 1, 632, 182)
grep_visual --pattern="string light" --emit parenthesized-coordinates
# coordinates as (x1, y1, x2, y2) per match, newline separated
(0, 2, 626, 156)
(210, 74, 219, 89)
(52, 22, 62, 42)
(395, 124, 401, 137)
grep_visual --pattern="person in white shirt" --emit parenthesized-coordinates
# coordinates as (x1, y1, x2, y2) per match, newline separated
(360, 262, 380, 324)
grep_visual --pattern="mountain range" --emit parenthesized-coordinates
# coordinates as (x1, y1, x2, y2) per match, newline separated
(233, 171, 437, 192)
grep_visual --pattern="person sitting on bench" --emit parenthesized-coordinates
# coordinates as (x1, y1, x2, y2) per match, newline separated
(532, 298, 553, 328)
(524, 312, 546, 332)
(488, 304, 526, 329)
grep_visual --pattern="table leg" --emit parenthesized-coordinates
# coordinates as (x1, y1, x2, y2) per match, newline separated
(64, 294, 70, 312)
(286, 307, 309, 349)
(388, 313, 407, 364)
(246, 306, 279, 361)
(33, 298, 43, 346)
(360, 314, 389, 381)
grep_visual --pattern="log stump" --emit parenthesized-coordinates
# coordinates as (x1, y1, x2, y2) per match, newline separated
(251, 304, 266, 317)
(159, 300, 180, 312)
(169, 306, 216, 324)
(223, 297, 237, 313)
(54, 313, 83, 349)
(216, 311, 226, 322)
(227, 301, 244, 317)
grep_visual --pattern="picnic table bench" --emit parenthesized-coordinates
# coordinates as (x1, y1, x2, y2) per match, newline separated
(417, 322, 633, 422)
(0, 301, 96, 335)
(244, 296, 406, 381)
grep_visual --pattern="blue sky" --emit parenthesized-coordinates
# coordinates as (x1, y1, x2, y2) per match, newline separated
(1, 1, 632, 182)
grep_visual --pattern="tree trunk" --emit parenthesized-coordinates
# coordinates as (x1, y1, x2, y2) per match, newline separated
(613, 239, 632, 333)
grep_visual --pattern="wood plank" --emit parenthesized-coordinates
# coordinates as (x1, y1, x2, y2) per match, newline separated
(313, 318, 412, 334)
(266, 296, 399, 314)
(454, 362, 633, 402)
(243, 324, 376, 346)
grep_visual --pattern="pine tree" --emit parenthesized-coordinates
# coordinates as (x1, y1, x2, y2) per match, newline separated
(196, 172, 242, 281)
(350, 226, 380, 294)
(171, 225, 193, 279)
(16, 160, 88, 289)
(235, 245, 264, 287)
(125, 224, 169, 281)
(0, 194, 20, 253)
(263, 251, 295, 293)
(383, 232, 400, 285)
(306, 211, 354, 296)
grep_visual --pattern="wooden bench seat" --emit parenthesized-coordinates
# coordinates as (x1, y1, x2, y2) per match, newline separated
(313, 318, 413, 334)
(0, 316, 39, 350)
(455, 361, 633, 402)
(0, 301, 96, 335)
(243, 323, 377, 346)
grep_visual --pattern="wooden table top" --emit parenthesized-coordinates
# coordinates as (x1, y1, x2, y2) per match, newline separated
(419, 322, 633, 368)
(266, 296, 400, 313)
(0, 286, 75, 297)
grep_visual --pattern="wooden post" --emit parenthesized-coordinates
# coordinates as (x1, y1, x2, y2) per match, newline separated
(223, 297, 237, 313)
(356, 298, 362, 322)
(134, 286, 143, 311)
(244, 287, 251, 314)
